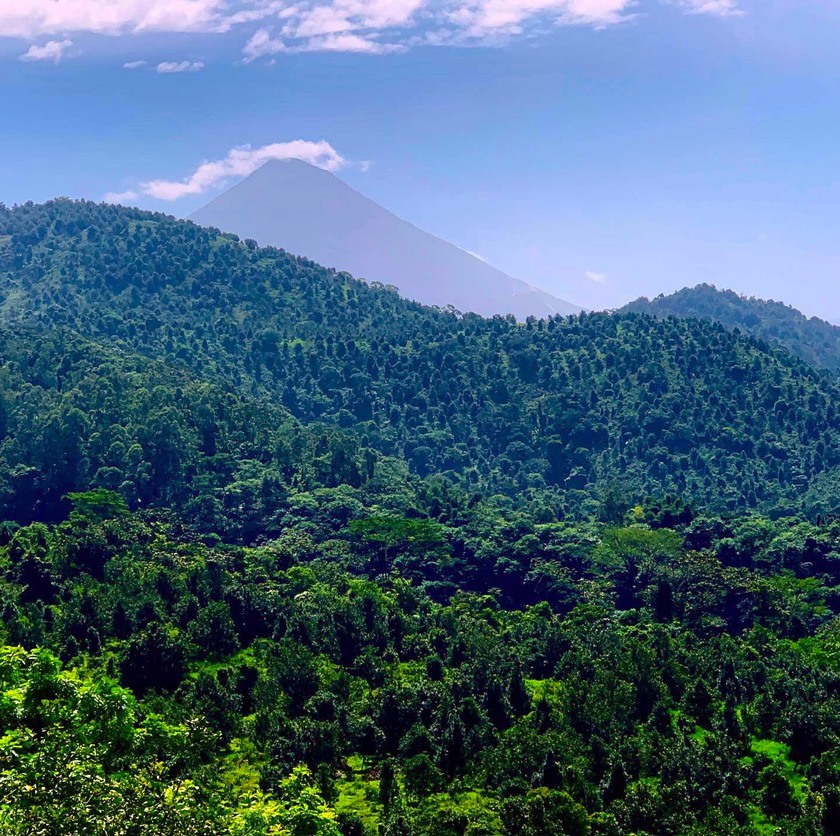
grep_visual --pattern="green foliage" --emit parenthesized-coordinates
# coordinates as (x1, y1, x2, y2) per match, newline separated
(2, 200, 840, 832)
(624, 282, 840, 371)
(66, 488, 129, 522)
(3, 201, 840, 524)
(0, 504, 837, 832)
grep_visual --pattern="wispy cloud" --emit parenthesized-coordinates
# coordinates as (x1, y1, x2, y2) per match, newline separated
(19, 39, 73, 63)
(1, 1, 744, 60)
(671, 0, 743, 16)
(242, 28, 282, 59)
(110, 139, 348, 201)
(103, 190, 139, 204)
(244, 0, 637, 54)
(157, 60, 205, 72)
(0, 1, 229, 39)
(123, 60, 147, 69)
(244, 27, 404, 58)
(585, 271, 608, 284)
(445, 0, 632, 40)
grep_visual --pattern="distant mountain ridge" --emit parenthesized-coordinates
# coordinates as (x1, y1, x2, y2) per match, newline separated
(190, 159, 580, 320)
(622, 284, 840, 372)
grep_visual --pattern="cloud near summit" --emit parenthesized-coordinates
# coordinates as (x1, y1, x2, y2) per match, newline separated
(2, 0, 743, 58)
(106, 140, 348, 203)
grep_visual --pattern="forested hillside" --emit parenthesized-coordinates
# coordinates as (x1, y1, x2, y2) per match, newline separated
(623, 284, 840, 372)
(3, 494, 840, 834)
(0, 327, 402, 541)
(2, 199, 840, 834)
(3, 200, 840, 518)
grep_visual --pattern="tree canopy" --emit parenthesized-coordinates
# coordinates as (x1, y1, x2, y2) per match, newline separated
(0, 200, 839, 832)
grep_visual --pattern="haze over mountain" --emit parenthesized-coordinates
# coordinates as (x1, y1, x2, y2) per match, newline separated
(623, 284, 840, 373)
(190, 159, 580, 320)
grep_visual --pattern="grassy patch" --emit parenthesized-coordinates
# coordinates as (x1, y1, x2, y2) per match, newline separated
(750, 739, 806, 799)
(745, 738, 807, 835)
(334, 754, 381, 832)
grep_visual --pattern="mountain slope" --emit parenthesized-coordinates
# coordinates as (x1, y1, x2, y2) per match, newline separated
(0, 324, 399, 539)
(2, 209, 840, 835)
(3, 199, 840, 518)
(189, 159, 579, 319)
(623, 284, 840, 371)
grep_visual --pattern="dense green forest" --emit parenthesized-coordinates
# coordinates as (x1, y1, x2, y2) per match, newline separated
(3, 494, 840, 834)
(4, 201, 840, 518)
(623, 284, 840, 372)
(1, 199, 840, 833)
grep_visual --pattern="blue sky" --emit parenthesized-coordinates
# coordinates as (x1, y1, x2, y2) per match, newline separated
(1, 0, 839, 316)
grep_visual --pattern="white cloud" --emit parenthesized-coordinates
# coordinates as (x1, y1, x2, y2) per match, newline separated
(293, 0, 426, 36)
(0, 0, 638, 43)
(123, 60, 147, 68)
(300, 32, 405, 51)
(244, 0, 636, 54)
(0, 0, 744, 61)
(0, 0, 229, 39)
(465, 249, 489, 262)
(244, 27, 404, 57)
(243, 3, 422, 59)
(19, 39, 73, 63)
(243, 28, 282, 59)
(103, 190, 140, 204)
(157, 60, 205, 72)
(446, 0, 633, 39)
(671, 0, 742, 15)
(131, 139, 347, 200)
(585, 271, 607, 283)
